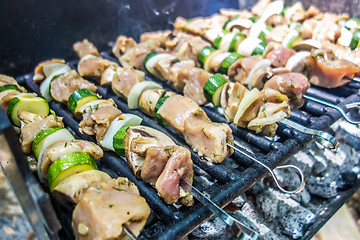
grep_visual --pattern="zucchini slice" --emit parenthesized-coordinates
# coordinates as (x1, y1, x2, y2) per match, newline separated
(221, 53, 243, 74)
(127, 81, 162, 109)
(198, 46, 215, 67)
(7, 93, 49, 127)
(32, 127, 63, 159)
(228, 33, 246, 52)
(203, 73, 228, 106)
(155, 95, 170, 125)
(350, 29, 360, 50)
(113, 126, 129, 156)
(40, 66, 71, 102)
(251, 41, 267, 56)
(67, 88, 99, 115)
(0, 84, 21, 93)
(47, 152, 97, 191)
(101, 114, 143, 151)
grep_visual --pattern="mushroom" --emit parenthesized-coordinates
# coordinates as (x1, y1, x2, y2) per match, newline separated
(52, 170, 111, 208)
(285, 51, 311, 72)
(33, 59, 66, 83)
(292, 39, 321, 51)
(139, 89, 166, 117)
(220, 82, 247, 123)
(124, 126, 175, 178)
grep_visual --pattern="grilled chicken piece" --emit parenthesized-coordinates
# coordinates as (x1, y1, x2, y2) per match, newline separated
(39, 140, 103, 181)
(112, 35, 137, 59)
(220, 8, 253, 19)
(264, 72, 310, 109)
(72, 177, 150, 240)
(228, 55, 262, 85)
(0, 74, 26, 92)
(157, 94, 210, 132)
(321, 40, 360, 66)
(77, 55, 118, 81)
(33, 59, 66, 83)
(158, 94, 233, 163)
(251, 0, 270, 16)
(265, 47, 296, 68)
(265, 14, 287, 28)
(167, 60, 196, 92)
(140, 30, 173, 47)
(265, 25, 290, 43)
(53, 170, 111, 207)
(115, 37, 164, 70)
(305, 49, 360, 88)
(18, 111, 64, 154)
(50, 70, 97, 103)
(112, 66, 145, 100)
(178, 68, 211, 105)
(220, 82, 247, 122)
(0, 90, 21, 109)
(73, 39, 100, 59)
(183, 114, 234, 163)
(80, 104, 122, 143)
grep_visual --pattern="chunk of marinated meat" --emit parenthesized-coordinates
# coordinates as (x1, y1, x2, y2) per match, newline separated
(73, 39, 100, 59)
(72, 177, 150, 240)
(167, 60, 196, 92)
(79, 103, 122, 142)
(0, 90, 21, 109)
(220, 9, 253, 19)
(264, 72, 310, 109)
(33, 59, 66, 83)
(180, 68, 211, 105)
(112, 66, 145, 100)
(155, 146, 193, 205)
(153, 55, 178, 81)
(112, 35, 137, 59)
(50, 70, 97, 103)
(228, 55, 262, 84)
(312, 18, 341, 43)
(40, 140, 103, 181)
(140, 30, 173, 47)
(306, 5, 321, 18)
(251, 0, 270, 16)
(183, 115, 234, 163)
(157, 94, 209, 132)
(305, 49, 360, 88)
(300, 19, 317, 39)
(0, 74, 26, 92)
(118, 38, 164, 70)
(321, 40, 360, 66)
(220, 82, 247, 122)
(265, 25, 290, 43)
(18, 111, 64, 154)
(266, 47, 296, 68)
(77, 55, 118, 81)
(265, 14, 287, 28)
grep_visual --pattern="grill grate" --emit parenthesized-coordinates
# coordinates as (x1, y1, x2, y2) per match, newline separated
(16, 50, 360, 239)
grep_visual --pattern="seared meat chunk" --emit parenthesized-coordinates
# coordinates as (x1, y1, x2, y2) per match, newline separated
(264, 72, 310, 109)
(79, 100, 122, 143)
(18, 111, 64, 154)
(112, 66, 145, 100)
(0, 90, 21, 109)
(73, 39, 100, 59)
(77, 56, 118, 81)
(305, 49, 360, 88)
(228, 55, 262, 85)
(183, 115, 234, 163)
(266, 47, 296, 68)
(50, 70, 97, 103)
(140, 30, 173, 47)
(0, 74, 26, 92)
(112, 35, 137, 59)
(251, 0, 270, 16)
(220, 82, 247, 122)
(33, 59, 66, 83)
(178, 68, 211, 105)
(157, 94, 209, 132)
(40, 140, 103, 181)
(167, 60, 195, 92)
(72, 177, 150, 240)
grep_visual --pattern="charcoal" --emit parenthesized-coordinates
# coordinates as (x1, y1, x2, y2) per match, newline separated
(311, 156, 328, 175)
(336, 171, 358, 190)
(306, 176, 338, 198)
(189, 216, 229, 239)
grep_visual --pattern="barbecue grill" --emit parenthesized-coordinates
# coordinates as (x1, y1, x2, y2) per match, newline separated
(1, 0, 360, 239)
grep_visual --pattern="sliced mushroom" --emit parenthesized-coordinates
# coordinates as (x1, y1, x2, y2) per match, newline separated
(139, 89, 166, 117)
(246, 59, 272, 89)
(124, 126, 175, 177)
(33, 59, 66, 83)
(292, 39, 321, 51)
(52, 170, 111, 208)
(220, 82, 247, 123)
(262, 41, 282, 58)
(285, 51, 311, 72)
(100, 64, 118, 86)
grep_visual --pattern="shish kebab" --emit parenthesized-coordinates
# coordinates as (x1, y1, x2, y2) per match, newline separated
(32, 57, 269, 239)
(0, 74, 151, 240)
(72, 39, 305, 194)
(108, 34, 338, 147)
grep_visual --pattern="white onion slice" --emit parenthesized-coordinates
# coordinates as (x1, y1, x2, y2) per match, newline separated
(225, 18, 253, 31)
(259, 0, 284, 23)
(234, 88, 260, 125)
(236, 38, 262, 57)
(285, 51, 310, 72)
(145, 53, 174, 79)
(282, 30, 299, 48)
(127, 81, 162, 109)
(337, 27, 353, 47)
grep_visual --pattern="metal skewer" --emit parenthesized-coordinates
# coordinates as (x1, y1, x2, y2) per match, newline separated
(280, 118, 339, 149)
(180, 180, 262, 239)
(123, 225, 137, 240)
(227, 144, 305, 195)
(304, 94, 360, 125)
